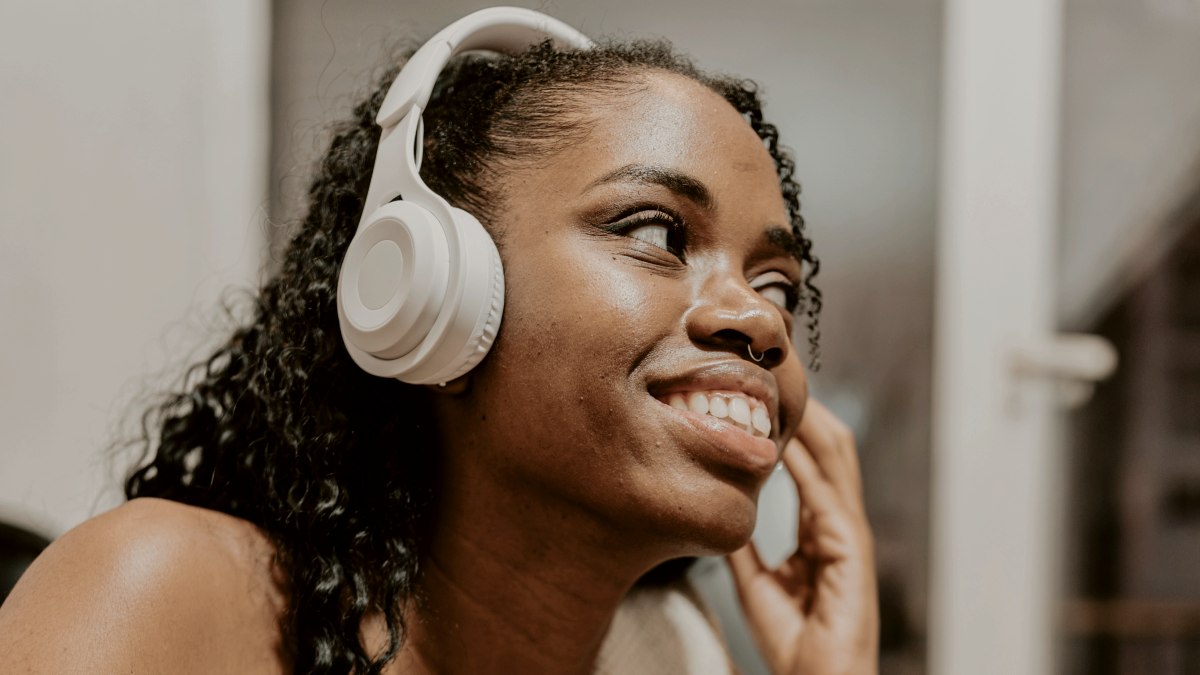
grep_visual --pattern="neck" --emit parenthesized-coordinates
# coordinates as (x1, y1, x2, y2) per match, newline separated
(391, 452, 661, 674)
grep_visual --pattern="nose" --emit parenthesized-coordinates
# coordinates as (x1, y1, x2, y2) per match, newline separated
(685, 274, 791, 369)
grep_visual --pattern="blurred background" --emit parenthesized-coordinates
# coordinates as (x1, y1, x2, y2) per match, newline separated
(1, 1, 1197, 673)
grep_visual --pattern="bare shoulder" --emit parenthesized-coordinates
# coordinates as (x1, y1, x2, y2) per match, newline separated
(0, 498, 288, 674)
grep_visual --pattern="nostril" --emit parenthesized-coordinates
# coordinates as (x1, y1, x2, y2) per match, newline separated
(709, 329, 753, 358)
(758, 346, 784, 369)
(745, 344, 784, 369)
(711, 328, 748, 345)
(706, 329, 784, 368)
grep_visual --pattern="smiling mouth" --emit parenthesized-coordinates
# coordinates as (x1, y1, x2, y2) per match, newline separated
(658, 390, 773, 438)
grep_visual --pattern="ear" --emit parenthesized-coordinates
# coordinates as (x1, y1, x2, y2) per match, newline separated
(424, 373, 471, 396)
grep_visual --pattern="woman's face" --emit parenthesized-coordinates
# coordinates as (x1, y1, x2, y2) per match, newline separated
(436, 70, 809, 556)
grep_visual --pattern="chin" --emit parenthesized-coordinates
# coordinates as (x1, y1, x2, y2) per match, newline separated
(688, 483, 763, 554)
(633, 468, 766, 558)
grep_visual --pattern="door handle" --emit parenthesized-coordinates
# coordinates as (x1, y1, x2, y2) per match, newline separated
(1011, 333, 1119, 409)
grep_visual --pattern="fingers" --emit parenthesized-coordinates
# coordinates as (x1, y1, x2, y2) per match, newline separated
(781, 437, 839, 519)
(727, 540, 767, 588)
(784, 438, 863, 564)
(727, 540, 808, 656)
(796, 399, 864, 513)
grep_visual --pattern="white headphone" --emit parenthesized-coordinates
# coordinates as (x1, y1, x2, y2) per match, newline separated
(336, 7, 594, 385)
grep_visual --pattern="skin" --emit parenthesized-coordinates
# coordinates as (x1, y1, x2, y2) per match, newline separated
(0, 70, 877, 673)
(0, 498, 288, 673)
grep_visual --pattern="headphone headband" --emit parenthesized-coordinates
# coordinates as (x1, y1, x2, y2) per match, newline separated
(376, 6, 594, 130)
(360, 6, 594, 226)
(339, 8, 593, 385)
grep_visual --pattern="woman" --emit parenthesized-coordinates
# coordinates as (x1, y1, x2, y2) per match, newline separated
(0, 9, 877, 674)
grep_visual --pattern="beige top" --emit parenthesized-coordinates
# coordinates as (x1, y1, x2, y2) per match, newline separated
(595, 582, 736, 675)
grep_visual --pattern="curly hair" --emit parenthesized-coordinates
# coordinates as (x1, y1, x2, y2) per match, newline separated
(123, 39, 821, 673)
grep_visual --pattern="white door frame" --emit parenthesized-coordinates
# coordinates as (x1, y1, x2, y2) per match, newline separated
(930, 1, 1065, 673)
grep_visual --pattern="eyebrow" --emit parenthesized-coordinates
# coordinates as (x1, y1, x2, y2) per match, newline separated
(766, 225, 805, 265)
(586, 163, 803, 265)
(584, 164, 715, 212)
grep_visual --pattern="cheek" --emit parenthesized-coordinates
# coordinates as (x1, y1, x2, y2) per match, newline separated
(499, 242, 683, 370)
(464, 236, 691, 493)
(474, 234, 689, 456)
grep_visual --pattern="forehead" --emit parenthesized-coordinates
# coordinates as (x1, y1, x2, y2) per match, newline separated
(505, 70, 786, 221)
(592, 72, 770, 169)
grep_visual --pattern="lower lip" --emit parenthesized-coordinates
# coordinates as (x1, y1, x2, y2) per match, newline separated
(654, 398, 779, 476)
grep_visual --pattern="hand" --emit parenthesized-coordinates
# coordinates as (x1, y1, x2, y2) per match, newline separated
(727, 399, 879, 675)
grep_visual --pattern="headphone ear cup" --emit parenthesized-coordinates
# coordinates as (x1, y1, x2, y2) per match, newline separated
(337, 201, 451, 373)
(403, 206, 504, 384)
(337, 202, 504, 385)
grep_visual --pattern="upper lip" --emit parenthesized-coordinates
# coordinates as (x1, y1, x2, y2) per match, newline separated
(646, 360, 780, 427)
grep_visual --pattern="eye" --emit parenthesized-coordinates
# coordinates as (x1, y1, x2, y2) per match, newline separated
(759, 285, 790, 309)
(609, 208, 685, 259)
(752, 272, 801, 312)
(628, 224, 669, 250)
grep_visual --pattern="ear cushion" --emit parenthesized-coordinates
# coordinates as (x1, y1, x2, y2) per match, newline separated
(337, 203, 504, 384)
(400, 206, 504, 384)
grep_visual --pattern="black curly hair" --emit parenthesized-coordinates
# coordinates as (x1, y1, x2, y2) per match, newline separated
(123, 39, 821, 674)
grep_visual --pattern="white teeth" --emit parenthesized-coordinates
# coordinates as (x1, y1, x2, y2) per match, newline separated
(662, 391, 774, 439)
(729, 397, 751, 426)
(708, 397, 729, 419)
(752, 406, 771, 435)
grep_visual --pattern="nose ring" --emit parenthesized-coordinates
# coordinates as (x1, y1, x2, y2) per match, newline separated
(747, 344, 765, 363)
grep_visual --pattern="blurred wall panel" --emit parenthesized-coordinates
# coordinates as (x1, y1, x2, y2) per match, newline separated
(0, 1, 270, 535)
(1059, 0, 1200, 329)
(1058, 2, 1200, 673)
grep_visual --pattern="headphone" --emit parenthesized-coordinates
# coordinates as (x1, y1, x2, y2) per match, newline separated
(336, 7, 593, 385)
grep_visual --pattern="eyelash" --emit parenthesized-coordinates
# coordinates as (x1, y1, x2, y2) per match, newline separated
(609, 208, 687, 259)
(607, 206, 803, 313)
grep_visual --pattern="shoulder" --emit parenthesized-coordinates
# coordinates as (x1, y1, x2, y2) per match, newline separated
(0, 498, 288, 674)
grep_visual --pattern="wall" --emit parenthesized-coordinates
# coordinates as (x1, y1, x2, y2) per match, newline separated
(0, 1, 271, 537)
(1059, 0, 1200, 327)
